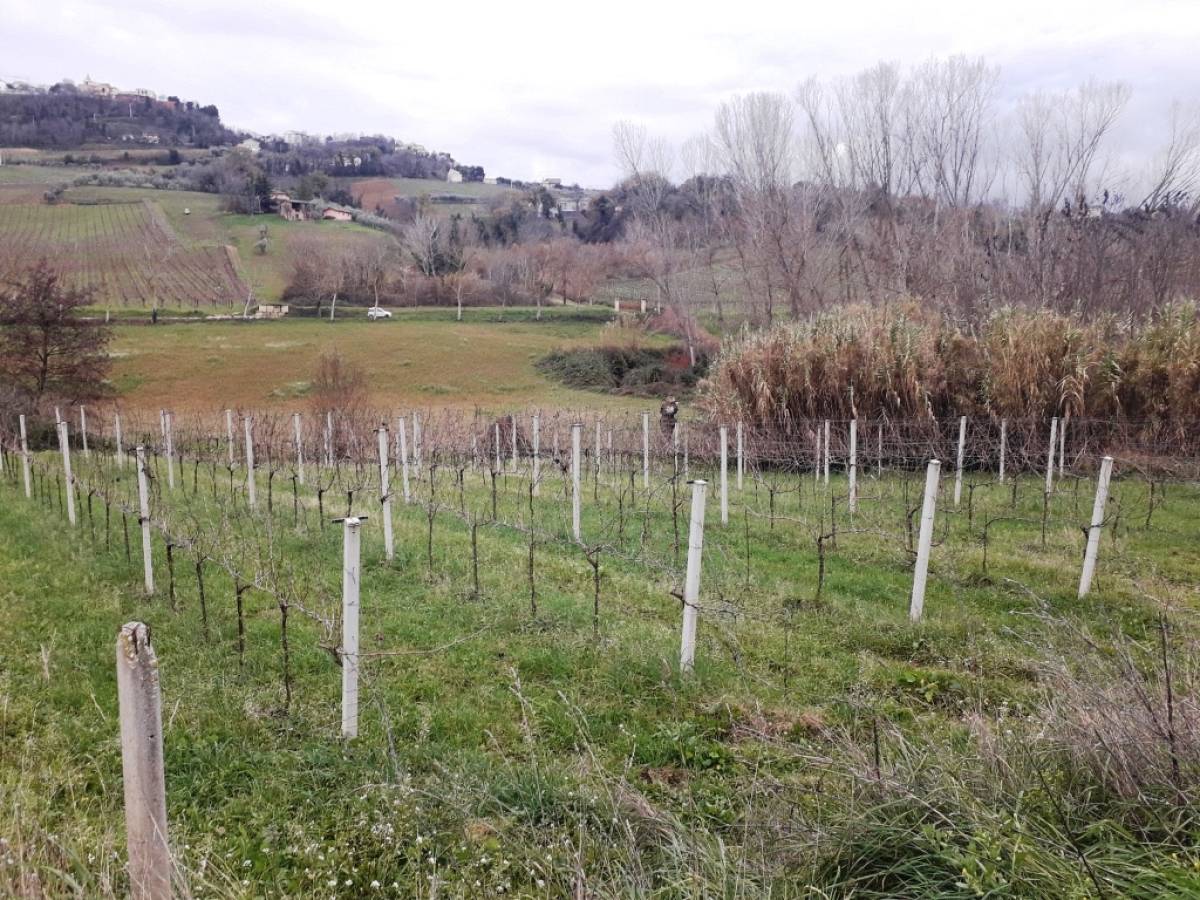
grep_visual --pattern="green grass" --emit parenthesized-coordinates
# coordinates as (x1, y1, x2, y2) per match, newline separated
(105, 310, 662, 414)
(2, 436, 1199, 896)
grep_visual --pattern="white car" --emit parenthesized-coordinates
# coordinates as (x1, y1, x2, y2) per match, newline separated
(367, 306, 392, 320)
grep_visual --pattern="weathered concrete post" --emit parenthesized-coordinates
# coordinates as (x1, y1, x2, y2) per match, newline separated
(679, 479, 708, 672)
(340, 517, 362, 738)
(531, 413, 541, 496)
(571, 423, 582, 542)
(510, 414, 518, 471)
(115, 412, 125, 469)
(909, 459, 941, 622)
(242, 416, 257, 508)
(998, 418, 1007, 484)
(953, 415, 966, 508)
(397, 416, 411, 504)
(823, 419, 831, 485)
(116, 622, 171, 900)
(1078, 456, 1114, 599)
(719, 425, 729, 525)
(642, 411, 650, 489)
(1045, 417, 1058, 495)
(80, 405, 90, 458)
(225, 409, 235, 469)
(293, 412, 305, 486)
(58, 420, 77, 526)
(848, 419, 858, 513)
(136, 446, 154, 593)
(19, 414, 32, 499)
(163, 412, 175, 492)
(377, 423, 394, 561)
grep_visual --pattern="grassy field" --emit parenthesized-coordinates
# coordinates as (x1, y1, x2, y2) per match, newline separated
(2, 435, 1198, 896)
(107, 308, 662, 414)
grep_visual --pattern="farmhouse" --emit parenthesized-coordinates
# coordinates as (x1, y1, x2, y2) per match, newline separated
(446, 168, 463, 183)
(321, 206, 353, 222)
(238, 138, 262, 154)
(79, 75, 117, 97)
(255, 303, 289, 319)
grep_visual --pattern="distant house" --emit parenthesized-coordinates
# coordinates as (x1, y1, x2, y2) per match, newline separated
(542, 177, 562, 188)
(277, 197, 316, 222)
(483, 176, 498, 185)
(322, 206, 353, 222)
(446, 168, 464, 183)
(256, 303, 289, 319)
(238, 138, 262, 155)
(80, 75, 117, 97)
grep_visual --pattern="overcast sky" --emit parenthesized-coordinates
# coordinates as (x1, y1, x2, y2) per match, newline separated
(5, 0, 1200, 187)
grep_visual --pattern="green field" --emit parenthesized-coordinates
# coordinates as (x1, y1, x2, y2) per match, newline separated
(2, 435, 1198, 896)
(108, 308, 662, 414)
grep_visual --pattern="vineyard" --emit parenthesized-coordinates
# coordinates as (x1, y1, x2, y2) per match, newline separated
(0, 199, 248, 309)
(2, 407, 1199, 896)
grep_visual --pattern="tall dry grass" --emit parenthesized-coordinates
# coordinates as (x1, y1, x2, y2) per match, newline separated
(703, 302, 1200, 433)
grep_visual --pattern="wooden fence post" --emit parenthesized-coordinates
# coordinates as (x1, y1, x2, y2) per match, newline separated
(680, 479, 708, 672)
(116, 622, 171, 900)
(909, 459, 941, 622)
(136, 446, 154, 594)
(243, 416, 257, 508)
(340, 516, 362, 738)
(1078, 456, 1114, 598)
(377, 423, 394, 561)
(58, 420, 77, 526)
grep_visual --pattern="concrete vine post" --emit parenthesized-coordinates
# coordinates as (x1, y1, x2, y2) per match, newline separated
(377, 424, 394, 561)
(19, 414, 32, 499)
(293, 412, 305, 486)
(571, 423, 583, 542)
(323, 412, 333, 468)
(953, 415, 966, 508)
(397, 416, 411, 503)
(848, 419, 858, 513)
(340, 516, 363, 739)
(115, 413, 125, 469)
(679, 479, 708, 673)
(510, 414, 518, 471)
(243, 415, 257, 508)
(164, 412, 175, 492)
(225, 409, 235, 469)
(116, 622, 172, 900)
(531, 414, 541, 496)
(58, 420, 77, 526)
(719, 425, 729, 526)
(494, 422, 501, 474)
(642, 411, 650, 489)
(136, 446, 154, 594)
(1078, 456, 1115, 599)
(823, 419, 831, 485)
(1045, 417, 1058, 495)
(998, 418, 1007, 484)
(413, 412, 422, 473)
(909, 459, 941, 622)
(80, 405, 89, 458)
